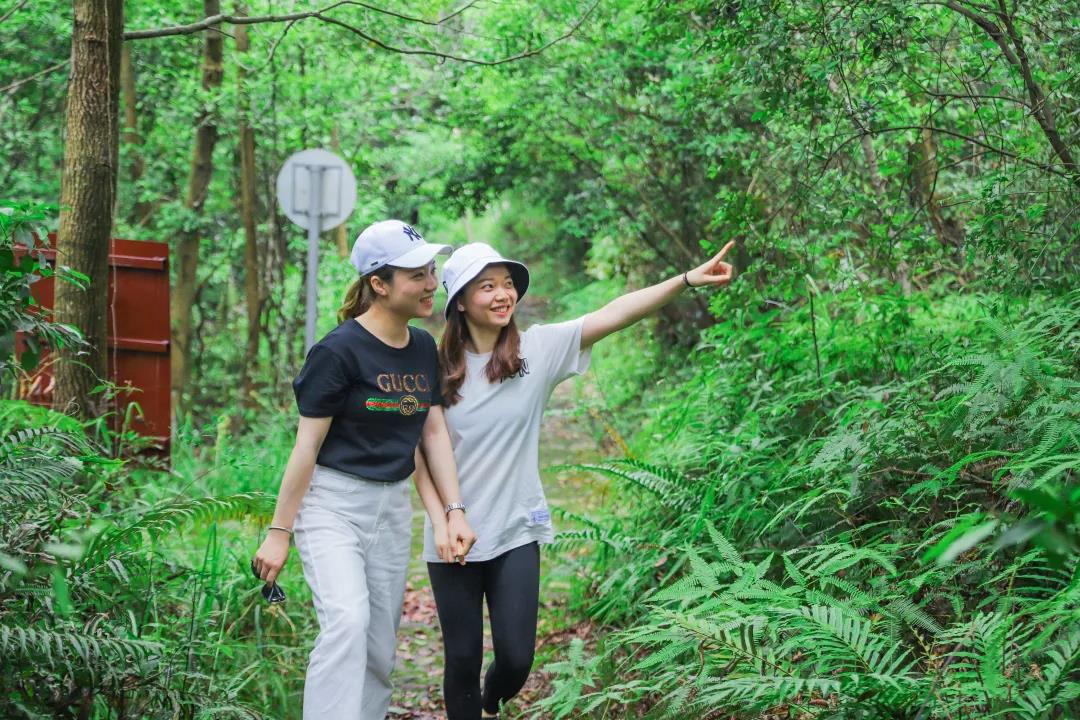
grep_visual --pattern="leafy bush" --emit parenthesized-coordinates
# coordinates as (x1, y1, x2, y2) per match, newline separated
(0, 400, 282, 718)
(0, 202, 84, 381)
(541, 289, 1080, 719)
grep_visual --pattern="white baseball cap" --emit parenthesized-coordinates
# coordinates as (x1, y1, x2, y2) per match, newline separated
(441, 243, 530, 317)
(350, 219, 451, 274)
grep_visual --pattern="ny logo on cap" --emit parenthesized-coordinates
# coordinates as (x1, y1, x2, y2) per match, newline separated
(402, 225, 423, 243)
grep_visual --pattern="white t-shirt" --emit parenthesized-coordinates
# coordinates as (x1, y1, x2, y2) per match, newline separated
(422, 318, 592, 562)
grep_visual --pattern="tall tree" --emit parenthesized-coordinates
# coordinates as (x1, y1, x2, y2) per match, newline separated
(52, 0, 124, 418)
(23, 2, 593, 419)
(235, 5, 262, 407)
(170, 0, 224, 413)
(331, 124, 349, 258)
(120, 42, 152, 225)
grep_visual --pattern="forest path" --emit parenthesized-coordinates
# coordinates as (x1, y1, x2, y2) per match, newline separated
(390, 302, 614, 719)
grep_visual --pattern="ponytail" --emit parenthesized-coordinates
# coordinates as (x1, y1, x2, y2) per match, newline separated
(337, 265, 398, 322)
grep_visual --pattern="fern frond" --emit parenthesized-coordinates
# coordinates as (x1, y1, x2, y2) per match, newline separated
(780, 605, 915, 678)
(697, 674, 842, 708)
(883, 597, 943, 637)
(83, 493, 272, 563)
(0, 426, 93, 462)
(0, 623, 161, 668)
(554, 459, 699, 513)
(1011, 630, 1080, 720)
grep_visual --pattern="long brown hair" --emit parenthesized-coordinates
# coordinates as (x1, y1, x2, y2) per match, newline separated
(337, 265, 397, 322)
(439, 300, 522, 405)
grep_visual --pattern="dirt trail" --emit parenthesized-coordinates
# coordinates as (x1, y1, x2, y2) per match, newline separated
(389, 363, 612, 719)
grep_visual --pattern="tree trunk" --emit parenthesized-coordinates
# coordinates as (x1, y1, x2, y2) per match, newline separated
(236, 6, 262, 407)
(828, 75, 887, 203)
(170, 0, 224, 415)
(331, 125, 349, 258)
(120, 42, 152, 225)
(911, 124, 964, 249)
(52, 0, 124, 419)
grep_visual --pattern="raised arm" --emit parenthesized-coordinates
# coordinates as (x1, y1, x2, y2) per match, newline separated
(580, 240, 735, 350)
(419, 405, 477, 563)
(252, 416, 332, 584)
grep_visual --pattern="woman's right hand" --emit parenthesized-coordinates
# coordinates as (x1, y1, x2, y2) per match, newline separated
(447, 511, 478, 564)
(252, 531, 291, 584)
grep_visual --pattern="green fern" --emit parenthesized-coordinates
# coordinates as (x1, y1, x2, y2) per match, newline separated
(1011, 630, 1080, 719)
(0, 623, 162, 668)
(83, 493, 272, 564)
(552, 459, 699, 513)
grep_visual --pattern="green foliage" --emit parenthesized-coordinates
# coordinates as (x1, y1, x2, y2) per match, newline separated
(4, 0, 1080, 717)
(541, 290, 1080, 718)
(0, 202, 85, 382)
(0, 400, 283, 718)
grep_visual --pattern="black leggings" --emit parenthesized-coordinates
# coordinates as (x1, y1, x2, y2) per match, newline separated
(427, 542, 540, 719)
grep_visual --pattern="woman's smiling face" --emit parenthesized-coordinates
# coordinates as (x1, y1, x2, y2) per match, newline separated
(458, 263, 518, 330)
(385, 262, 438, 318)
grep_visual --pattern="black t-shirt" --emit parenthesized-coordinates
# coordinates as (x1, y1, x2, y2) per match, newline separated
(292, 320, 443, 482)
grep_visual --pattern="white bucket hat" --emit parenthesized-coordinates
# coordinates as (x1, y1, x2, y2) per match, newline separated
(441, 243, 530, 318)
(350, 219, 451, 274)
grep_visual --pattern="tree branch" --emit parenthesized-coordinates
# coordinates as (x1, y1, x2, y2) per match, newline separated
(996, 0, 1078, 178)
(0, 60, 69, 94)
(0, 0, 29, 26)
(921, 88, 1030, 110)
(851, 124, 1072, 180)
(929, 0, 1080, 185)
(309, 1, 598, 66)
(125, 0, 598, 68)
(930, 1, 1020, 66)
(438, 0, 479, 24)
(126, 0, 458, 39)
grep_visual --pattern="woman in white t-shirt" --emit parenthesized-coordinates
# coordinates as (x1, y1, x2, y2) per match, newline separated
(413, 241, 735, 719)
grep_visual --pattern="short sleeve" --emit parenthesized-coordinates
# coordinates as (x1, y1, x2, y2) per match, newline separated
(292, 344, 351, 417)
(527, 318, 592, 386)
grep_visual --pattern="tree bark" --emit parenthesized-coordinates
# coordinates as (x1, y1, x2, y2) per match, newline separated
(119, 42, 152, 225)
(911, 124, 964, 249)
(330, 124, 349, 258)
(171, 0, 224, 414)
(828, 75, 887, 203)
(52, 0, 124, 419)
(236, 5, 262, 407)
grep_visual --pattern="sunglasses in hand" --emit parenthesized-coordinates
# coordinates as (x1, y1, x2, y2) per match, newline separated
(250, 560, 286, 604)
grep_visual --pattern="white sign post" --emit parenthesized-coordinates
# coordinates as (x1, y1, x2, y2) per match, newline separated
(276, 149, 357, 352)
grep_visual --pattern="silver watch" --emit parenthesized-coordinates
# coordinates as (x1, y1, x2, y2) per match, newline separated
(444, 502, 467, 515)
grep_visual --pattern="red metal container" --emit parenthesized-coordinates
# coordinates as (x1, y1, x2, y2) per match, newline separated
(16, 234, 171, 453)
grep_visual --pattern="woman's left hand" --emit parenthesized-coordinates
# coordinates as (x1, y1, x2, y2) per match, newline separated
(433, 522, 454, 564)
(684, 240, 736, 288)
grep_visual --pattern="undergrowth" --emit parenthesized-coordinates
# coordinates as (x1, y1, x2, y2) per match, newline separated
(0, 398, 321, 719)
(541, 288, 1080, 719)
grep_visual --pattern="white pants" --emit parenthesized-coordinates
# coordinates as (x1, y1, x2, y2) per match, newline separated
(294, 465, 412, 720)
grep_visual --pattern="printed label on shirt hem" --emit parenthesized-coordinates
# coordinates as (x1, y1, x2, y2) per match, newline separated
(528, 508, 551, 526)
(365, 395, 430, 416)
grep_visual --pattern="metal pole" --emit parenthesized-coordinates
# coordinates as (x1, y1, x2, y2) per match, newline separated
(305, 166, 323, 352)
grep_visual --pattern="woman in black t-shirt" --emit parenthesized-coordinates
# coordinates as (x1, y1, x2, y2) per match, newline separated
(252, 220, 477, 720)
